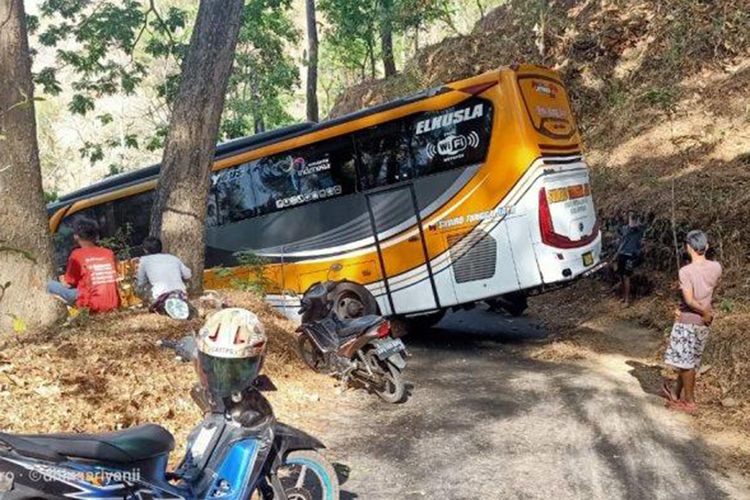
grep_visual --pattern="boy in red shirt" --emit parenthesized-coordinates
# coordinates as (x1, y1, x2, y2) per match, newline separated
(47, 219, 120, 313)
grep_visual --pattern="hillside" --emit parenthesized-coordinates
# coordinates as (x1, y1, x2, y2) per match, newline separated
(330, 0, 750, 427)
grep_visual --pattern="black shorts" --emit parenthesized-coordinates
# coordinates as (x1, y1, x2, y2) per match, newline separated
(617, 254, 638, 277)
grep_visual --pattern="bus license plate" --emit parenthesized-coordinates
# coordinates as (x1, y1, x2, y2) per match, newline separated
(376, 338, 405, 360)
(582, 252, 594, 267)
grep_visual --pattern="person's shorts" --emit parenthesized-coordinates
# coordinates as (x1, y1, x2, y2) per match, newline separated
(617, 254, 638, 277)
(664, 322, 710, 369)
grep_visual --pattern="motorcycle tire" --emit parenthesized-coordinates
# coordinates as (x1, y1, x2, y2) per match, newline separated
(365, 350, 405, 404)
(296, 334, 326, 373)
(275, 450, 340, 500)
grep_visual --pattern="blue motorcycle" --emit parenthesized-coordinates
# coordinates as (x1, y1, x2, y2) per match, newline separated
(0, 336, 339, 499)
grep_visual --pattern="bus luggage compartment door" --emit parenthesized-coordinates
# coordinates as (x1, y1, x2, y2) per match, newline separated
(366, 185, 440, 315)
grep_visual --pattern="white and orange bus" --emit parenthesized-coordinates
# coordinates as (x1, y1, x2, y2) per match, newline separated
(48, 64, 602, 323)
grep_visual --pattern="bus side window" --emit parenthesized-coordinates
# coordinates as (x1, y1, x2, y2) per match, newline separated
(210, 162, 260, 223)
(355, 119, 412, 189)
(53, 214, 76, 274)
(111, 190, 154, 257)
(292, 136, 356, 198)
(53, 204, 116, 271)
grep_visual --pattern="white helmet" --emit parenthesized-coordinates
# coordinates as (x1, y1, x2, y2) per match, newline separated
(196, 308, 267, 398)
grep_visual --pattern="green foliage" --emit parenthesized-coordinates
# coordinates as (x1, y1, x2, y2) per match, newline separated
(99, 223, 134, 260)
(319, 0, 450, 78)
(719, 298, 735, 314)
(221, 0, 300, 138)
(231, 251, 273, 295)
(642, 86, 677, 113)
(319, 0, 379, 77)
(212, 267, 235, 279)
(35, 0, 189, 165)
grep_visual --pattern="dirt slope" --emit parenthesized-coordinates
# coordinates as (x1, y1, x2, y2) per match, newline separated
(330, 0, 750, 424)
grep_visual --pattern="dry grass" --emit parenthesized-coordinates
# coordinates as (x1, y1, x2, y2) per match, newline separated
(0, 291, 340, 459)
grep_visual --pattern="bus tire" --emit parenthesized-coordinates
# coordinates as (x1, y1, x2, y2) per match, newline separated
(404, 309, 446, 333)
(329, 281, 378, 320)
(487, 292, 528, 317)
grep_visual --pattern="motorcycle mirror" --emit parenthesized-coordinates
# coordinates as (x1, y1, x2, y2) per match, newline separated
(253, 374, 277, 392)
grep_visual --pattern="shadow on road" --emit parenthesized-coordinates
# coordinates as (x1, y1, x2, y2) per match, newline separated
(318, 308, 742, 498)
(407, 306, 549, 348)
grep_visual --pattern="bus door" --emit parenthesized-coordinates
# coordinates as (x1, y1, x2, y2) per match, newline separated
(366, 184, 440, 315)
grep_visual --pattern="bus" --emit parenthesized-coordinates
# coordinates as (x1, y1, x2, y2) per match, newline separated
(48, 64, 602, 323)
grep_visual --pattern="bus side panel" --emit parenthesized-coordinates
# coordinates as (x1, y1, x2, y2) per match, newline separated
(504, 214, 543, 289)
(437, 222, 520, 305)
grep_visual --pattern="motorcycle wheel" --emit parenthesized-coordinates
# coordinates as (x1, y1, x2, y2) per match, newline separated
(365, 350, 405, 404)
(297, 334, 326, 373)
(275, 450, 340, 500)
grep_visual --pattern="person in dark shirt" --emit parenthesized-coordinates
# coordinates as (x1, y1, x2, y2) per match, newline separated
(616, 211, 645, 305)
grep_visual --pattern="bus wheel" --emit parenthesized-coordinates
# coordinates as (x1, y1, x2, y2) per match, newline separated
(486, 292, 528, 317)
(330, 281, 378, 320)
(404, 309, 446, 333)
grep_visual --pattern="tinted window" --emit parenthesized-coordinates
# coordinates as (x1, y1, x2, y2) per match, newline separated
(53, 204, 115, 272)
(355, 119, 412, 190)
(354, 97, 493, 189)
(111, 190, 154, 256)
(53, 190, 154, 268)
(210, 136, 356, 223)
(209, 162, 258, 225)
(408, 97, 493, 177)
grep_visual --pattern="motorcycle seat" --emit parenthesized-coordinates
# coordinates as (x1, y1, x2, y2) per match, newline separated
(335, 315, 383, 338)
(0, 424, 175, 464)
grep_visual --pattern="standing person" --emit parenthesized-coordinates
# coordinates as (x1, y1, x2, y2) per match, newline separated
(615, 211, 645, 305)
(662, 230, 722, 413)
(136, 236, 192, 319)
(47, 219, 120, 313)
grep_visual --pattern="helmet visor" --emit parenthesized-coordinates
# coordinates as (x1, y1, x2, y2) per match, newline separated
(197, 352, 262, 398)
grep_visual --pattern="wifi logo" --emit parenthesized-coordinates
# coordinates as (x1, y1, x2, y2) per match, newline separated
(427, 132, 481, 159)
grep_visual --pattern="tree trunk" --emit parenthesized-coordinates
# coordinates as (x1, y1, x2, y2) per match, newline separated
(0, 0, 62, 331)
(366, 38, 376, 79)
(149, 0, 244, 293)
(379, 0, 397, 77)
(305, 0, 319, 122)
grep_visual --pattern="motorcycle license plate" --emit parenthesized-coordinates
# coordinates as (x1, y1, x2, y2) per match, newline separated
(582, 251, 594, 267)
(375, 338, 405, 360)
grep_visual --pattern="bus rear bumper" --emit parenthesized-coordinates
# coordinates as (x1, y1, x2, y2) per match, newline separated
(534, 232, 604, 287)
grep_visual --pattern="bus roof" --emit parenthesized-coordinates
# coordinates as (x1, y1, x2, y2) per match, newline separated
(47, 77, 461, 214)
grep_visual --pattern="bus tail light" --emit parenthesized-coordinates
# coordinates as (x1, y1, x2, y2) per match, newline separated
(538, 188, 599, 249)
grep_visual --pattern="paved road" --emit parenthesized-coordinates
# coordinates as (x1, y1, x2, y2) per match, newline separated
(316, 308, 748, 499)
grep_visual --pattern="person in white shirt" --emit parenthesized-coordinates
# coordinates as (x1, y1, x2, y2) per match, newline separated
(136, 236, 192, 304)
